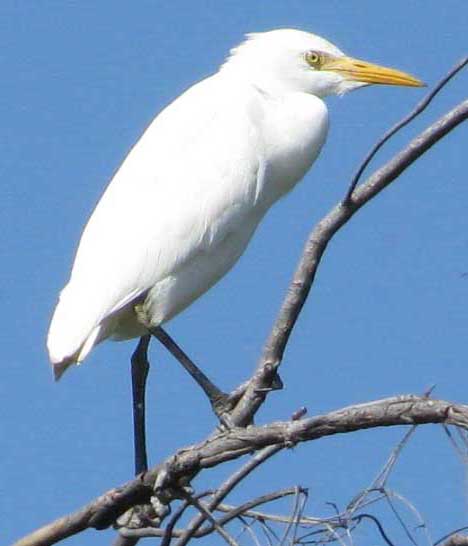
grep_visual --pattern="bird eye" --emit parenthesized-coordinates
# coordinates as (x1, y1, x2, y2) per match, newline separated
(305, 51, 322, 68)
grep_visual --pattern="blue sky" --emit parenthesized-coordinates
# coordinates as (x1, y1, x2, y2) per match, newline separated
(2, 2, 467, 545)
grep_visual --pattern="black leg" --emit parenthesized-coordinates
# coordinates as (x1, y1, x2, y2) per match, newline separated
(131, 334, 151, 475)
(148, 326, 235, 422)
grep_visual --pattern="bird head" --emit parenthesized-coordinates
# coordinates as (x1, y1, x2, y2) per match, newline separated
(222, 29, 424, 97)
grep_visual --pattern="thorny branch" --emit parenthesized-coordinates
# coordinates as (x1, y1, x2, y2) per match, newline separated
(13, 62, 468, 546)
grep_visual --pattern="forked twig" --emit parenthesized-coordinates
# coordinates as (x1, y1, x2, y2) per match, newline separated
(236, 517, 262, 546)
(347, 425, 418, 514)
(175, 444, 283, 546)
(180, 491, 240, 546)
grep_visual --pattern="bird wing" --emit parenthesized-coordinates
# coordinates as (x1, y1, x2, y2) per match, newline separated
(47, 74, 265, 366)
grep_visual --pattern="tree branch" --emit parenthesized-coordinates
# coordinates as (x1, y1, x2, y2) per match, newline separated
(13, 396, 468, 546)
(230, 98, 468, 427)
(175, 444, 283, 546)
(118, 488, 298, 539)
(179, 492, 240, 546)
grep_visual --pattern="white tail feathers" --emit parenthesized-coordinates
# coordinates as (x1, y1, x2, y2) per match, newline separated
(47, 285, 103, 380)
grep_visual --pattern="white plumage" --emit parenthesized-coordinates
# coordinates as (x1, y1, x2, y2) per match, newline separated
(47, 29, 423, 378)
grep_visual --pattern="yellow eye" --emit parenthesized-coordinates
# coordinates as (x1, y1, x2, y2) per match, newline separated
(306, 51, 321, 68)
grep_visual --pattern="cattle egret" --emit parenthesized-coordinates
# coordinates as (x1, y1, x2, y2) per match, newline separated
(47, 29, 423, 472)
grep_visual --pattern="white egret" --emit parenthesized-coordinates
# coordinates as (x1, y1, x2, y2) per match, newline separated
(47, 29, 423, 472)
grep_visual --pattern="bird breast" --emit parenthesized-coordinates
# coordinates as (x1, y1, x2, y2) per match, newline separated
(135, 88, 329, 330)
(257, 90, 329, 209)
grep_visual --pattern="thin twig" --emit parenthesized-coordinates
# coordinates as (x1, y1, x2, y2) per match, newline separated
(118, 487, 301, 539)
(443, 425, 468, 465)
(344, 55, 468, 201)
(181, 492, 240, 546)
(160, 491, 212, 546)
(210, 488, 299, 531)
(293, 488, 310, 545)
(455, 427, 468, 451)
(297, 521, 349, 546)
(259, 518, 281, 545)
(352, 514, 395, 546)
(279, 486, 304, 546)
(383, 488, 433, 546)
(374, 426, 418, 488)
(347, 425, 418, 514)
(236, 517, 262, 546)
(175, 444, 283, 546)
(384, 493, 418, 546)
(216, 503, 322, 525)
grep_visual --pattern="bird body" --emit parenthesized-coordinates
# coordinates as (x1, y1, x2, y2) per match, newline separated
(47, 29, 423, 377)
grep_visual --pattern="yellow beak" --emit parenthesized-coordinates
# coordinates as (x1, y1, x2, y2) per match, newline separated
(322, 55, 425, 87)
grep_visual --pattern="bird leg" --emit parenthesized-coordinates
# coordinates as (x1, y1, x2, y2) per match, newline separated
(116, 334, 162, 541)
(148, 325, 236, 424)
(131, 334, 151, 475)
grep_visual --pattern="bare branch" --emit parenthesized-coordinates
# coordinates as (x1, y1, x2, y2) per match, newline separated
(383, 493, 418, 546)
(278, 486, 307, 546)
(13, 396, 468, 546)
(347, 426, 418, 514)
(230, 99, 468, 427)
(175, 444, 283, 546)
(443, 425, 468, 466)
(216, 503, 321, 526)
(118, 486, 298, 543)
(160, 491, 212, 546)
(214, 487, 301, 527)
(117, 487, 301, 540)
(351, 513, 395, 546)
(236, 517, 263, 546)
(180, 492, 240, 546)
